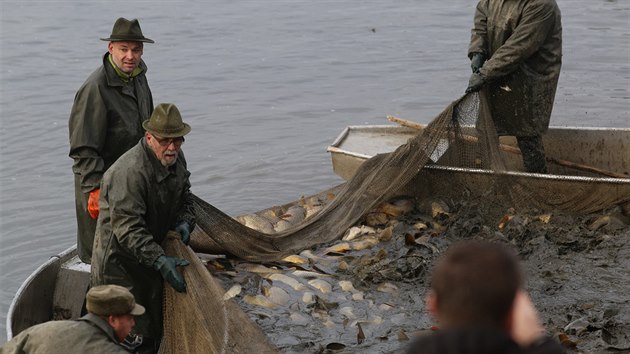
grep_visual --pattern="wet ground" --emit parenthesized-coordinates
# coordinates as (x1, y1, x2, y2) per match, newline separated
(207, 195, 630, 354)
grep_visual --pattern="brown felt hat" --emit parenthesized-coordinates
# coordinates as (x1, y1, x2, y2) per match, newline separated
(86, 285, 145, 316)
(143, 103, 191, 138)
(101, 17, 154, 43)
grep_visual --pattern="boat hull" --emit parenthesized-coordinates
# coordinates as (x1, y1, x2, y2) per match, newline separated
(327, 125, 630, 212)
(6, 246, 90, 339)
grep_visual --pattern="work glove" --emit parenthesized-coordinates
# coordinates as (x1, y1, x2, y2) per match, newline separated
(466, 73, 486, 93)
(153, 255, 190, 293)
(470, 53, 486, 74)
(174, 221, 191, 245)
(87, 188, 100, 219)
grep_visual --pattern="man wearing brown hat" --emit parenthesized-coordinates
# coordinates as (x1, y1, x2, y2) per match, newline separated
(91, 103, 195, 353)
(2, 285, 145, 353)
(68, 17, 155, 264)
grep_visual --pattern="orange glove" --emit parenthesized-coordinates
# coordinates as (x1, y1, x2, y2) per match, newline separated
(88, 188, 100, 219)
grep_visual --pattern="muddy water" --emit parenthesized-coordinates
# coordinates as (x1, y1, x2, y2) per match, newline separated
(214, 196, 630, 353)
(1, 0, 628, 347)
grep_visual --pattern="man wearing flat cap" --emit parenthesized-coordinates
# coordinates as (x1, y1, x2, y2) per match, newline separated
(91, 103, 195, 353)
(2, 285, 145, 353)
(69, 17, 155, 264)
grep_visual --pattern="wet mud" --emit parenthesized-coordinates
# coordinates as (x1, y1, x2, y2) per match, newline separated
(206, 195, 630, 354)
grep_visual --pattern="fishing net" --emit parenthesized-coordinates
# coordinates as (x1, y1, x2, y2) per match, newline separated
(160, 231, 278, 353)
(160, 91, 629, 353)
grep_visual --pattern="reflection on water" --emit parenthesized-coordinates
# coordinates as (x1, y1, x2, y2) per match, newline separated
(0, 0, 628, 342)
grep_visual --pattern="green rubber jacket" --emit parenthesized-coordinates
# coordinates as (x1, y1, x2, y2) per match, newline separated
(68, 53, 153, 264)
(468, 0, 562, 136)
(91, 138, 195, 341)
(2, 313, 131, 354)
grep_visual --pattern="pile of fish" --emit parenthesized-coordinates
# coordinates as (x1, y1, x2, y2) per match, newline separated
(197, 192, 630, 353)
(198, 193, 457, 353)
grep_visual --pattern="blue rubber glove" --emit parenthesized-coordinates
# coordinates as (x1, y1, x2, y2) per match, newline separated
(466, 73, 486, 93)
(153, 255, 189, 293)
(470, 53, 486, 74)
(174, 221, 191, 245)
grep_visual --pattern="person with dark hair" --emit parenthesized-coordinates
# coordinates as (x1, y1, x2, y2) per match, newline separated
(69, 17, 155, 264)
(91, 103, 195, 353)
(465, 0, 562, 173)
(2, 285, 145, 354)
(406, 241, 565, 354)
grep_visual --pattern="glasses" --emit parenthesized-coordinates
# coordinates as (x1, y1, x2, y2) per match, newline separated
(152, 134, 185, 147)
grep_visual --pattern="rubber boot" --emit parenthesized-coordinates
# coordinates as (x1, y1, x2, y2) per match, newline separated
(516, 135, 548, 173)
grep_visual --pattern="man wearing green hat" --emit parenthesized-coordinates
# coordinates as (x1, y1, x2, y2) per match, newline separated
(2, 284, 145, 353)
(68, 17, 155, 264)
(91, 103, 195, 353)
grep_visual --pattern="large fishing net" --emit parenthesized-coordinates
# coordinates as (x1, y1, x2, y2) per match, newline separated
(159, 91, 629, 353)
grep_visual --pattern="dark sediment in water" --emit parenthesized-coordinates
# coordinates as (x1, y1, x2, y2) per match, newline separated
(209, 195, 630, 353)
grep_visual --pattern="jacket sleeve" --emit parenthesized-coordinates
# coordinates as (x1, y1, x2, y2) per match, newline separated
(105, 167, 164, 268)
(468, 0, 489, 58)
(68, 80, 108, 193)
(480, 1, 558, 80)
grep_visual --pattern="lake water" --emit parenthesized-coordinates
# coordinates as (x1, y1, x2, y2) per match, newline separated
(0, 0, 628, 344)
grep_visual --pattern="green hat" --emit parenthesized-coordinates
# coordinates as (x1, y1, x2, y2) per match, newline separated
(101, 17, 154, 43)
(143, 103, 192, 138)
(86, 285, 145, 316)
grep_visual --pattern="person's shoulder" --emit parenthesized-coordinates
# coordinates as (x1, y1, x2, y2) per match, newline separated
(104, 141, 145, 177)
(405, 332, 441, 354)
(4, 320, 129, 354)
(525, 0, 560, 13)
(75, 64, 107, 93)
(521, 336, 566, 354)
(36, 319, 79, 330)
(12, 319, 80, 338)
(405, 328, 521, 354)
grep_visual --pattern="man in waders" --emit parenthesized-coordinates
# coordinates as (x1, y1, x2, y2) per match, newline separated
(465, 0, 562, 173)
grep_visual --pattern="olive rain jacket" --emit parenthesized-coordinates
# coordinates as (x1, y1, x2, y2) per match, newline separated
(469, 0, 562, 136)
(91, 138, 195, 341)
(1, 313, 131, 354)
(68, 53, 153, 264)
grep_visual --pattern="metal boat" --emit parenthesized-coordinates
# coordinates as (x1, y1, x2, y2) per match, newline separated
(327, 124, 630, 213)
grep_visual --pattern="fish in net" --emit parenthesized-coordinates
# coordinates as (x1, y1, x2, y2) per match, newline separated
(159, 92, 630, 353)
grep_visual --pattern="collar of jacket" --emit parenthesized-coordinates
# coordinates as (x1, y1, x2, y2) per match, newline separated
(78, 313, 121, 344)
(141, 137, 179, 183)
(101, 52, 147, 86)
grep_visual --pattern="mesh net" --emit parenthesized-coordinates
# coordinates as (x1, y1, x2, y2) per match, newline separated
(159, 91, 629, 353)
(160, 231, 278, 353)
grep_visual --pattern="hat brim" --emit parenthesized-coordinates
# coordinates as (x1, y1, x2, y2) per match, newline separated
(130, 303, 146, 316)
(100, 37, 155, 43)
(142, 121, 191, 138)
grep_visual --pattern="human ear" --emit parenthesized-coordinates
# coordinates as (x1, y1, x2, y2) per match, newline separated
(425, 290, 439, 321)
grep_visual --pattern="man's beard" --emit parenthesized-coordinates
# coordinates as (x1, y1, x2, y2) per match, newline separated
(160, 152, 178, 167)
